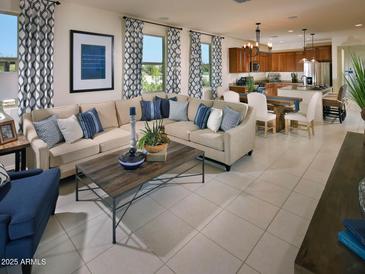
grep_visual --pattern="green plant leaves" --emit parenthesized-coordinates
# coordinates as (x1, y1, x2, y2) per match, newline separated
(345, 54, 365, 109)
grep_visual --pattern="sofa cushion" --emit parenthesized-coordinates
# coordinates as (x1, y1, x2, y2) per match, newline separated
(190, 129, 224, 151)
(115, 97, 142, 125)
(169, 101, 188, 121)
(57, 115, 83, 143)
(32, 105, 79, 122)
(0, 168, 59, 241)
(49, 139, 99, 166)
(194, 104, 211, 129)
(164, 121, 198, 141)
(93, 128, 130, 152)
(33, 115, 64, 148)
(221, 107, 241, 132)
(157, 96, 177, 118)
(212, 100, 248, 122)
(80, 101, 118, 129)
(142, 92, 166, 101)
(77, 108, 104, 139)
(141, 99, 162, 121)
(188, 98, 213, 121)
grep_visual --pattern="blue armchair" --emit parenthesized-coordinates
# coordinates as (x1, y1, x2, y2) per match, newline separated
(0, 168, 60, 274)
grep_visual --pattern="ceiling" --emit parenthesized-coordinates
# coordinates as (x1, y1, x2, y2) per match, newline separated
(67, 0, 365, 45)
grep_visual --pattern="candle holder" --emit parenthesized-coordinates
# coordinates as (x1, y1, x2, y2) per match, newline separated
(118, 107, 145, 170)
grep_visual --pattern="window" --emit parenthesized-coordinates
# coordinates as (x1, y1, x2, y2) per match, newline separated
(142, 35, 164, 93)
(201, 43, 211, 87)
(0, 13, 18, 73)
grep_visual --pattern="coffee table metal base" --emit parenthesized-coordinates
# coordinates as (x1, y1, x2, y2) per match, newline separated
(75, 157, 205, 244)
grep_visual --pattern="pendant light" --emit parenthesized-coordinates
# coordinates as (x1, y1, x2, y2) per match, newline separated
(301, 28, 307, 62)
(310, 33, 317, 63)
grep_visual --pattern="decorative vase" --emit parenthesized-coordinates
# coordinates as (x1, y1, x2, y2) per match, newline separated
(145, 143, 168, 153)
(119, 107, 145, 170)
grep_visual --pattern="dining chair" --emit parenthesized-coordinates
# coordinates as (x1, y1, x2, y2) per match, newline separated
(247, 92, 276, 136)
(322, 85, 347, 123)
(223, 91, 240, 103)
(285, 92, 321, 138)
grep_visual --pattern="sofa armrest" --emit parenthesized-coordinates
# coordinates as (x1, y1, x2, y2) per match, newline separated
(8, 169, 43, 180)
(0, 214, 10, 258)
(23, 114, 50, 170)
(223, 107, 256, 165)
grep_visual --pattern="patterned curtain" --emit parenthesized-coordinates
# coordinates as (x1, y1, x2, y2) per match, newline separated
(166, 28, 181, 94)
(211, 36, 223, 99)
(122, 18, 144, 99)
(18, 0, 56, 125)
(188, 32, 202, 98)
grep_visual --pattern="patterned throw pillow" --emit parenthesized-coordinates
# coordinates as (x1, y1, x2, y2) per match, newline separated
(194, 104, 211, 129)
(141, 99, 162, 121)
(0, 163, 10, 188)
(156, 96, 177, 118)
(33, 115, 64, 148)
(221, 107, 241, 132)
(77, 108, 104, 139)
(169, 100, 188, 121)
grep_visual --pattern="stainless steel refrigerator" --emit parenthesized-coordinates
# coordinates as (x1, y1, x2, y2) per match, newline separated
(304, 61, 332, 86)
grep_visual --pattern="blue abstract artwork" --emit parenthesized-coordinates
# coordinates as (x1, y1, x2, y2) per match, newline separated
(81, 44, 106, 80)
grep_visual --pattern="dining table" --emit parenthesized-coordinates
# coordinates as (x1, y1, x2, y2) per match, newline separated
(239, 93, 303, 132)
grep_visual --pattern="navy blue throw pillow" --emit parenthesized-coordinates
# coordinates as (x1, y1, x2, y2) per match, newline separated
(77, 108, 103, 139)
(156, 96, 177, 118)
(141, 99, 162, 121)
(194, 104, 211, 129)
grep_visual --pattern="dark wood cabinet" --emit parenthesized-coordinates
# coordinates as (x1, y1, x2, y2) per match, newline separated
(316, 45, 332, 61)
(228, 45, 332, 73)
(229, 86, 246, 93)
(229, 48, 249, 73)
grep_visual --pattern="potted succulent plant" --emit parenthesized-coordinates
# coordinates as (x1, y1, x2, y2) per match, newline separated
(345, 54, 365, 144)
(137, 119, 170, 153)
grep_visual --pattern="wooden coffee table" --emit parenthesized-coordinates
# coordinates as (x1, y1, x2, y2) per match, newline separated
(75, 142, 205, 244)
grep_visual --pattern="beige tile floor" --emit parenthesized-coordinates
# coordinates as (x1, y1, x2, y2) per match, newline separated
(2, 107, 364, 274)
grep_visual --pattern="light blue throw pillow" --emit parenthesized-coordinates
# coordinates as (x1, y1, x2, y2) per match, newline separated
(169, 100, 188, 121)
(221, 107, 241, 132)
(33, 115, 64, 148)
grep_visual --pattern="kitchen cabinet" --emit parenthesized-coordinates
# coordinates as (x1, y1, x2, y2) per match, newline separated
(295, 52, 304, 72)
(316, 45, 332, 61)
(229, 48, 250, 73)
(259, 52, 271, 72)
(265, 82, 291, 96)
(285, 52, 297, 72)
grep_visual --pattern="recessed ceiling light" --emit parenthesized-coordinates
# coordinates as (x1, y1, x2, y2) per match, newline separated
(288, 30, 294, 33)
(288, 16, 298, 20)
(355, 23, 363, 27)
(279, 40, 284, 43)
(297, 34, 303, 37)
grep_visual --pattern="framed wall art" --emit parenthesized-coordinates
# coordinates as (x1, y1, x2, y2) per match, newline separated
(70, 30, 114, 93)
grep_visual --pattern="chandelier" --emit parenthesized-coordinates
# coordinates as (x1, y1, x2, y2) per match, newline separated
(243, 23, 272, 57)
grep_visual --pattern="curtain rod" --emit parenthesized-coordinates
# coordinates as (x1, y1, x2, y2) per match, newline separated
(123, 16, 183, 31)
(189, 30, 224, 39)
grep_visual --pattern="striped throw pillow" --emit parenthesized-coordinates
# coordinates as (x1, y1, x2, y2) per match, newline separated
(77, 108, 103, 139)
(0, 163, 10, 188)
(194, 104, 211, 129)
(141, 99, 162, 121)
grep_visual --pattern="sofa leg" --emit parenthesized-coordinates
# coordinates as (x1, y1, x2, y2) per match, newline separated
(248, 150, 253, 156)
(225, 165, 231, 172)
(22, 264, 32, 274)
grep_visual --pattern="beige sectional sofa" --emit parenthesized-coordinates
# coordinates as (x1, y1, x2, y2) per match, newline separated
(23, 92, 256, 178)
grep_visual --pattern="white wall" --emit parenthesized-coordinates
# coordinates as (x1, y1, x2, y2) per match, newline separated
(0, 72, 17, 100)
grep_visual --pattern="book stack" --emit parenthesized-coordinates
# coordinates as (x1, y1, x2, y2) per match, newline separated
(146, 147, 167, 162)
(338, 219, 365, 260)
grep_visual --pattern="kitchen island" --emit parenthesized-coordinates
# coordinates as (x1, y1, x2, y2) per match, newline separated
(278, 85, 332, 122)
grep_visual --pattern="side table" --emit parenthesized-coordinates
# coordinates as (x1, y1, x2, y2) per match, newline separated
(0, 135, 30, 171)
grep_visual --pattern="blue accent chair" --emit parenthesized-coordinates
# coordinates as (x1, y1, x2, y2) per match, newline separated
(0, 168, 60, 274)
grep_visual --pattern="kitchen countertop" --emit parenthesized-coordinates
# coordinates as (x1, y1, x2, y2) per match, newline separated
(278, 85, 332, 93)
